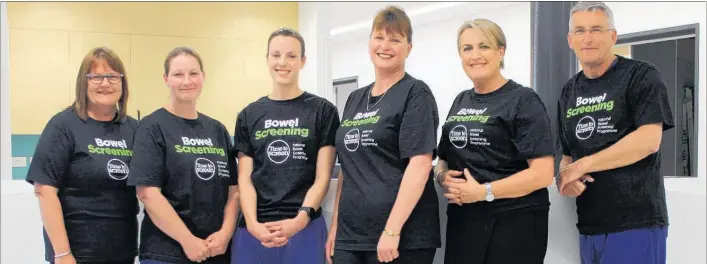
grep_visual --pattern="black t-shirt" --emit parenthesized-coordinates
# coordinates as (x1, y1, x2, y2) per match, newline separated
(334, 73, 441, 251)
(233, 92, 340, 226)
(438, 80, 555, 218)
(25, 108, 139, 262)
(127, 108, 237, 264)
(557, 55, 675, 235)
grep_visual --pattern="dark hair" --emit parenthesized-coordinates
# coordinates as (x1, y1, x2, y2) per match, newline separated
(163, 47, 204, 75)
(371, 6, 413, 43)
(267, 27, 306, 58)
(73, 46, 128, 122)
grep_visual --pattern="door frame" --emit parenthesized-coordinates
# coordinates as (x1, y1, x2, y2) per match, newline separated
(616, 23, 699, 177)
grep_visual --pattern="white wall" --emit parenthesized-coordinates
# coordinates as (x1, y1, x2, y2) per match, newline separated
(1, 3, 45, 263)
(2, 1, 11, 181)
(299, 2, 335, 103)
(608, 2, 707, 264)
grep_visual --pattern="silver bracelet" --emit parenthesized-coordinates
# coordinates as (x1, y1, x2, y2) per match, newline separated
(54, 250, 71, 258)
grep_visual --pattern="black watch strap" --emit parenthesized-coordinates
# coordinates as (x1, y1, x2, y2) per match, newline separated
(298, 206, 320, 219)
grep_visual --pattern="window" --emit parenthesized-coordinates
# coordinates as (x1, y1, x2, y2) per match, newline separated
(616, 25, 698, 177)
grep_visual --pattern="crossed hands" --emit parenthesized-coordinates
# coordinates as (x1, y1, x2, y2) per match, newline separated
(180, 229, 232, 263)
(557, 160, 595, 197)
(247, 215, 309, 248)
(439, 169, 485, 205)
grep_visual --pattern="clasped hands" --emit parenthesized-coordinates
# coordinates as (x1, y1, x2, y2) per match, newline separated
(180, 228, 232, 263)
(439, 169, 485, 205)
(247, 213, 309, 248)
(557, 159, 595, 197)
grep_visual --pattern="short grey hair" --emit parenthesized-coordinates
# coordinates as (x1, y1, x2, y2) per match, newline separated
(569, 2, 615, 29)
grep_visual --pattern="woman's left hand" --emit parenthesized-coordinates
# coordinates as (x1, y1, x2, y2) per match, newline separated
(377, 231, 400, 263)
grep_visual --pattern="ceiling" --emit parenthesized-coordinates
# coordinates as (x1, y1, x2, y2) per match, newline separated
(325, 2, 522, 37)
(326, 2, 436, 30)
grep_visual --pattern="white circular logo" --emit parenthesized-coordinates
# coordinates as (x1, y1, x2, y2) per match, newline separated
(194, 158, 216, 180)
(106, 159, 129, 180)
(267, 140, 290, 164)
(575, 116, 596, 140)
(344, 129, 360, 152)
(449, 125, 468, 149)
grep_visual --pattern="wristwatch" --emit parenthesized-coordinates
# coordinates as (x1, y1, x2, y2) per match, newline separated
(298, 206, 317, 219)
(484, 183, 495, 202)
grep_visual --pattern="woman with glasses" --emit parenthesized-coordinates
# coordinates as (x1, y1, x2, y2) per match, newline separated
(27, 47, 139, 264)
(436, 19, 555, 264)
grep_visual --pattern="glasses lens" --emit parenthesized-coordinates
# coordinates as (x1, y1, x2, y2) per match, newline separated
(88, 74, 121, 84)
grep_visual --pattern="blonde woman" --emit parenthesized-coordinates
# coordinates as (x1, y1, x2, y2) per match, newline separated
(436, 19, 554, 264)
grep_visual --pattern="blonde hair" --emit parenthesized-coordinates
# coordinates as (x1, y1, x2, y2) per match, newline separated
(371, 5, 413, 43)
(456, 18, 507, 69)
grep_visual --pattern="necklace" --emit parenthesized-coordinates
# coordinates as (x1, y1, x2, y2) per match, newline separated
(366, 86, 388, 111)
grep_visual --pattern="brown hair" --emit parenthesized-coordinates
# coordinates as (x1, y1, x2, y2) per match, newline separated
(73, 47, 128, 122)
(163, 47, 204, 75)
(371, 6, 413, 43)
(457, 18, 507, 69)
(267, 27, 306, 58)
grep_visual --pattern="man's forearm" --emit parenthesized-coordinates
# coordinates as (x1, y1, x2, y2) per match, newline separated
(579, 124, 662, 174)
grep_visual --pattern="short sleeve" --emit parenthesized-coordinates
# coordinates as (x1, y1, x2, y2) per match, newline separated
(436, 135, 449, 161)
(628, 67, 675, 131)
(221, 124, 239, 186)
(556, 99, 572, 156)
(127, 123, 166, 187)
(436, 94, 461, 162)
(233, 111, 253, 157)
(25, 119, 74, 187)
(511, 92, 555, 160)
(399, 83, 440, 159)
(318, 102, 341, 148)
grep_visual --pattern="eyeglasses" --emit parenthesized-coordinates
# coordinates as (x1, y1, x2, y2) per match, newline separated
(87, 73, 123, 84)
(570, 28, 615, 36)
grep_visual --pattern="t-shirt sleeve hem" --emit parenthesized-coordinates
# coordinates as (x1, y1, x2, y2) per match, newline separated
(25, 176, 59, 188)
(232, 145, 253, 157)
(519, 151, 556, 161)
(318, 141, 336, 148)
(126, 179, 162, 187)
(400, 146, 437, 160)
(636, 119, 675, 132)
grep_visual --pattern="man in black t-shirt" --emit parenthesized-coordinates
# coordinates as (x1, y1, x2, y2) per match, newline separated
(557, 3, 674, 264)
